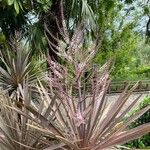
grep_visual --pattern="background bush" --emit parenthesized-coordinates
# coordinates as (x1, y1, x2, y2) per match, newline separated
(125, 96, 150, 149)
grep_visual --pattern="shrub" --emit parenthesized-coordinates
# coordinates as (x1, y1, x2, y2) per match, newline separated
(125, 96, 150, 149)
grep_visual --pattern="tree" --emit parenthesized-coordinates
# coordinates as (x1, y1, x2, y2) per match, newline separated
(0, 0, 149, 78)
(0, 0, 97, 60)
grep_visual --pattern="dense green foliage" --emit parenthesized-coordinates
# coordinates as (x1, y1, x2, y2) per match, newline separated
(0, 1, 149, 81)
(125, 97, 150, 148)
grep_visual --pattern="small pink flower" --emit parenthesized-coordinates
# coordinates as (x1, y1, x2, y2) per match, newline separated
(74, 110, 85, 126)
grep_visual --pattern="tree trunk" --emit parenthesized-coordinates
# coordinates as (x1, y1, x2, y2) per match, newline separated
(146, 16, 150, 43)
(39, 0, 62, 62)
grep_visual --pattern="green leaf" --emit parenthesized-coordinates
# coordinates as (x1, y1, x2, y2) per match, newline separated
(7, 0, 14, 5)
(125, 0, 134, 4)
(18, 1, 23, 11)
(144, 6, 149, 15)
(14, 0, 19, 14)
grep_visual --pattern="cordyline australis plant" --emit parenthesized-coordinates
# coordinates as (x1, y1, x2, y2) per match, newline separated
(15, 22, 149, 149)
(32, 23, 150, 149)
(0, 19, 150, 150)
